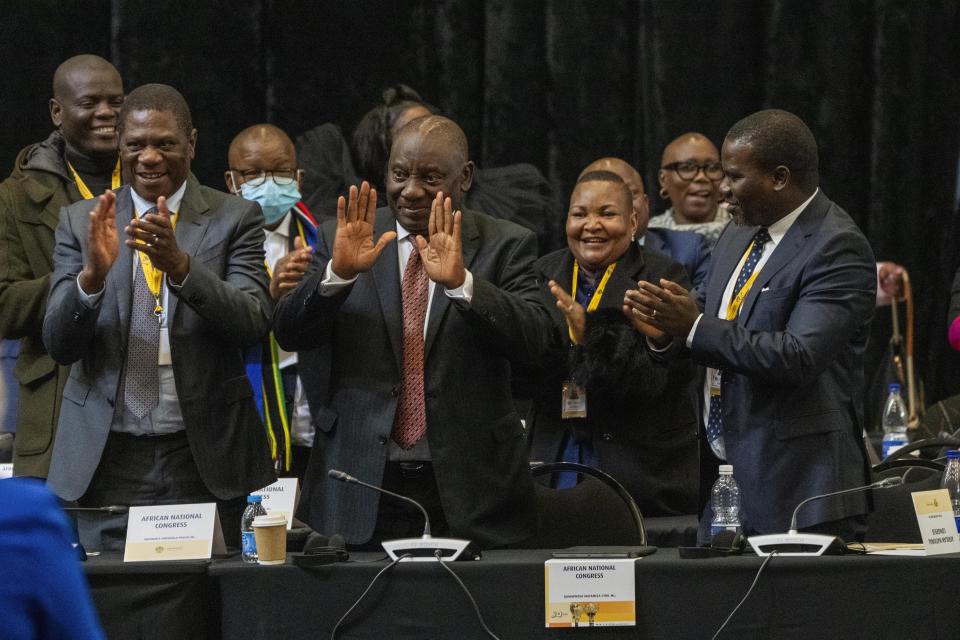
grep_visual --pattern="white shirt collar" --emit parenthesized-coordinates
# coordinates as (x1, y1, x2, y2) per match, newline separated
(266, 212, 291, 240)
(130, 180, 188, 216)
(766, 188, 818, 245)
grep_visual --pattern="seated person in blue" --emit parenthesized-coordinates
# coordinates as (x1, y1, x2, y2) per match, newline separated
(1, 478, 105, 640)
(580, 157, 710, 291)
(522, 170, 699, 516)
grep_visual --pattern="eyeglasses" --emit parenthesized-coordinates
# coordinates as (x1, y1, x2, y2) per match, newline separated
(230, 169, 298, 187)
(662, 161, 724, 181)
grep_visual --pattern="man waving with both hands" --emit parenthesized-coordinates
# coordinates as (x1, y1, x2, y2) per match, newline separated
(275, 115, 552, 549)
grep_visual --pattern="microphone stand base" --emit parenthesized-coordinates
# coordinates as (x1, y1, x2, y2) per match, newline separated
(748, 533, 845, 556)
(382, 537, 474, 561)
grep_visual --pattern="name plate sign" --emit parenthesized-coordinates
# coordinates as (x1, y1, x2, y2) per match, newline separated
(544, 558, 636, 627)
(911, 489, 960, 555)
(0, 463, 12, 479)
(255, 478, 299, 529)
(124, 503, 225, 562)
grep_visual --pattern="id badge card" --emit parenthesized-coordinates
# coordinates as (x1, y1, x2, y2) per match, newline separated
(561, 381, 587, 419)
(709, 369, 722, 397)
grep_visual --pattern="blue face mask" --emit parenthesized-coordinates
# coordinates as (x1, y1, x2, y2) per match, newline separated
(238, 179, 301, 225)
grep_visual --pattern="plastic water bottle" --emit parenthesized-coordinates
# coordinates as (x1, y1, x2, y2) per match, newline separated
(881, 383, 909, 459)
(710, 464, 741, 537)
(941, 450, 960, 532)
(241, 495, 267, 564)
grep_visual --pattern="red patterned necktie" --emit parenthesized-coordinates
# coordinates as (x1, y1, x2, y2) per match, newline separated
(391, 244, 429, 448)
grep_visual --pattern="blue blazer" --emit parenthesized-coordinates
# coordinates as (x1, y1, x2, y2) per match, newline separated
(691, 191, 875, 534)
(644, 227, 710, 291)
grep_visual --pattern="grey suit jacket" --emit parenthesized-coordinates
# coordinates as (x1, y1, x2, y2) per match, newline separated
(692, 190, 875, 534)
(43, 177, 276, 501)
(274, 207, 553, 548)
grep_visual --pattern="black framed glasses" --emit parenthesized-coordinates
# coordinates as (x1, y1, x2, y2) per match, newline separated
(662, 161, 724, 181)
(231, 169, 298, 186)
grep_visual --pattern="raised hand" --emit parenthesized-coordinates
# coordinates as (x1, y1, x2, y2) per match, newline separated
(548, 280, 587, 344)
(270, 235, 313, 301)
(330, 182, 396, 279)
(623, 279, 697, 346)
(79, 190, 119, 294)
(415, 192, 465, 289)
(125, 195, 191, 284)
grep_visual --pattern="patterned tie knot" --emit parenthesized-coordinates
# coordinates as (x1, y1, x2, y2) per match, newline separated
(754, 227, 771, 248)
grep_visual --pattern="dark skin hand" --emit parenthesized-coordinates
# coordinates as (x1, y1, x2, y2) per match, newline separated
(124, 195, 190, 284)
(414, 191, 466, 289)
(548, 280, 586, 344)
(270, 235, 313, 301)
(623, 278, 699, 347)
(79, 190, 119, 294)
(330, 181, 397, 280)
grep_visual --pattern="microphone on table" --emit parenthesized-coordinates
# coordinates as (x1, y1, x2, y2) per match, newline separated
(748, 476, 904, 556)
(328, 469, 475, 561)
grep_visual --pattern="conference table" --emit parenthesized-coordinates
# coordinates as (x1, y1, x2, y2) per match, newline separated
(86, 547, 960, 639)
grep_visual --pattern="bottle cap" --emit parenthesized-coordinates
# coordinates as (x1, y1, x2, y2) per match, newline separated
(948, 450, 960, 460)
(718, 464, 733, 474)
(887, 383, 902, 393)
(247, 495, 263, 504)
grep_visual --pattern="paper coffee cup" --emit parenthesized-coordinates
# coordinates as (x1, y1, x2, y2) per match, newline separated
(253, 514, 287, 565)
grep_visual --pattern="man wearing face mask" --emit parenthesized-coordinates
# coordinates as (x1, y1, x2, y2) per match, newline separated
(226, 124, 319, 482)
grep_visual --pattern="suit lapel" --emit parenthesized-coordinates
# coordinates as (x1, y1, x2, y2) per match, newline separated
(112, 187, 135, 336)
(424, 209, 480, 360)
(371, 210, 403, 371)
(738, 194, 825, 322)
(168, 176, 211, 322)
(705, 225, 754, 318)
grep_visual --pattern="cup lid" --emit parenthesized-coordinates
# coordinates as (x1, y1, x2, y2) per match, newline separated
(252, 514, 287, 527)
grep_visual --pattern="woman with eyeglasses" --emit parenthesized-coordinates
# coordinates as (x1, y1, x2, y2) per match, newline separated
(649, 132, 730, 247)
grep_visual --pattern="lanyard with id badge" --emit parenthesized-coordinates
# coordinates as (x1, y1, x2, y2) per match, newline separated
(561, 261, 616, 420)
(135, 206, 178, 365)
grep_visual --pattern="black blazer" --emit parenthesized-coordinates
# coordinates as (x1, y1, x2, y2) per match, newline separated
(523, 243, 700, 516)
(275, 207, 554, 547)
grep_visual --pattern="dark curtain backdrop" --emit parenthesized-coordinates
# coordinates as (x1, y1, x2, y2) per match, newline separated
(2, 0, 959, 408)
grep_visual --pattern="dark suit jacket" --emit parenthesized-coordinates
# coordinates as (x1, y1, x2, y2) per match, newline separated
(691, 191, 875, 534)
(0, 133, 78, 476)
(524, 244, 699, 516)
(274, 207, 553, 547)
(43, 177, 276, 501)
(644, 227, 711, 291)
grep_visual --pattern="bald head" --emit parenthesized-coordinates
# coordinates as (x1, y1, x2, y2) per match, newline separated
(658, 132, 722, 224)
(52, 54, 119, 100)
(661, 132, 718, 166)
(580, 157, 649, 233)
(392, 115, 469, 167)
(228, 124, 296, 168)
(386, 115, 475, 233)
(225, 124, 301, 206)
(49, 54, 123, 159)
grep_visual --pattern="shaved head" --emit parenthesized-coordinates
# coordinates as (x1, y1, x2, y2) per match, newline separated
(48, 54, 123, 159)
(228, 124, 296, 168)
(661, 132, 718, 166)
(579, 157, 649, 234)
(52, 54, 120, 101)
(224, 123, 302, 229)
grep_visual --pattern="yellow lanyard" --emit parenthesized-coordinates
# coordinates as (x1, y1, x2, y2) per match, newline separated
(135, 207, 178, 317)
(569, 261, 616, 343)
(67, 157, 121, 199)
(725, 239, 764, 321)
